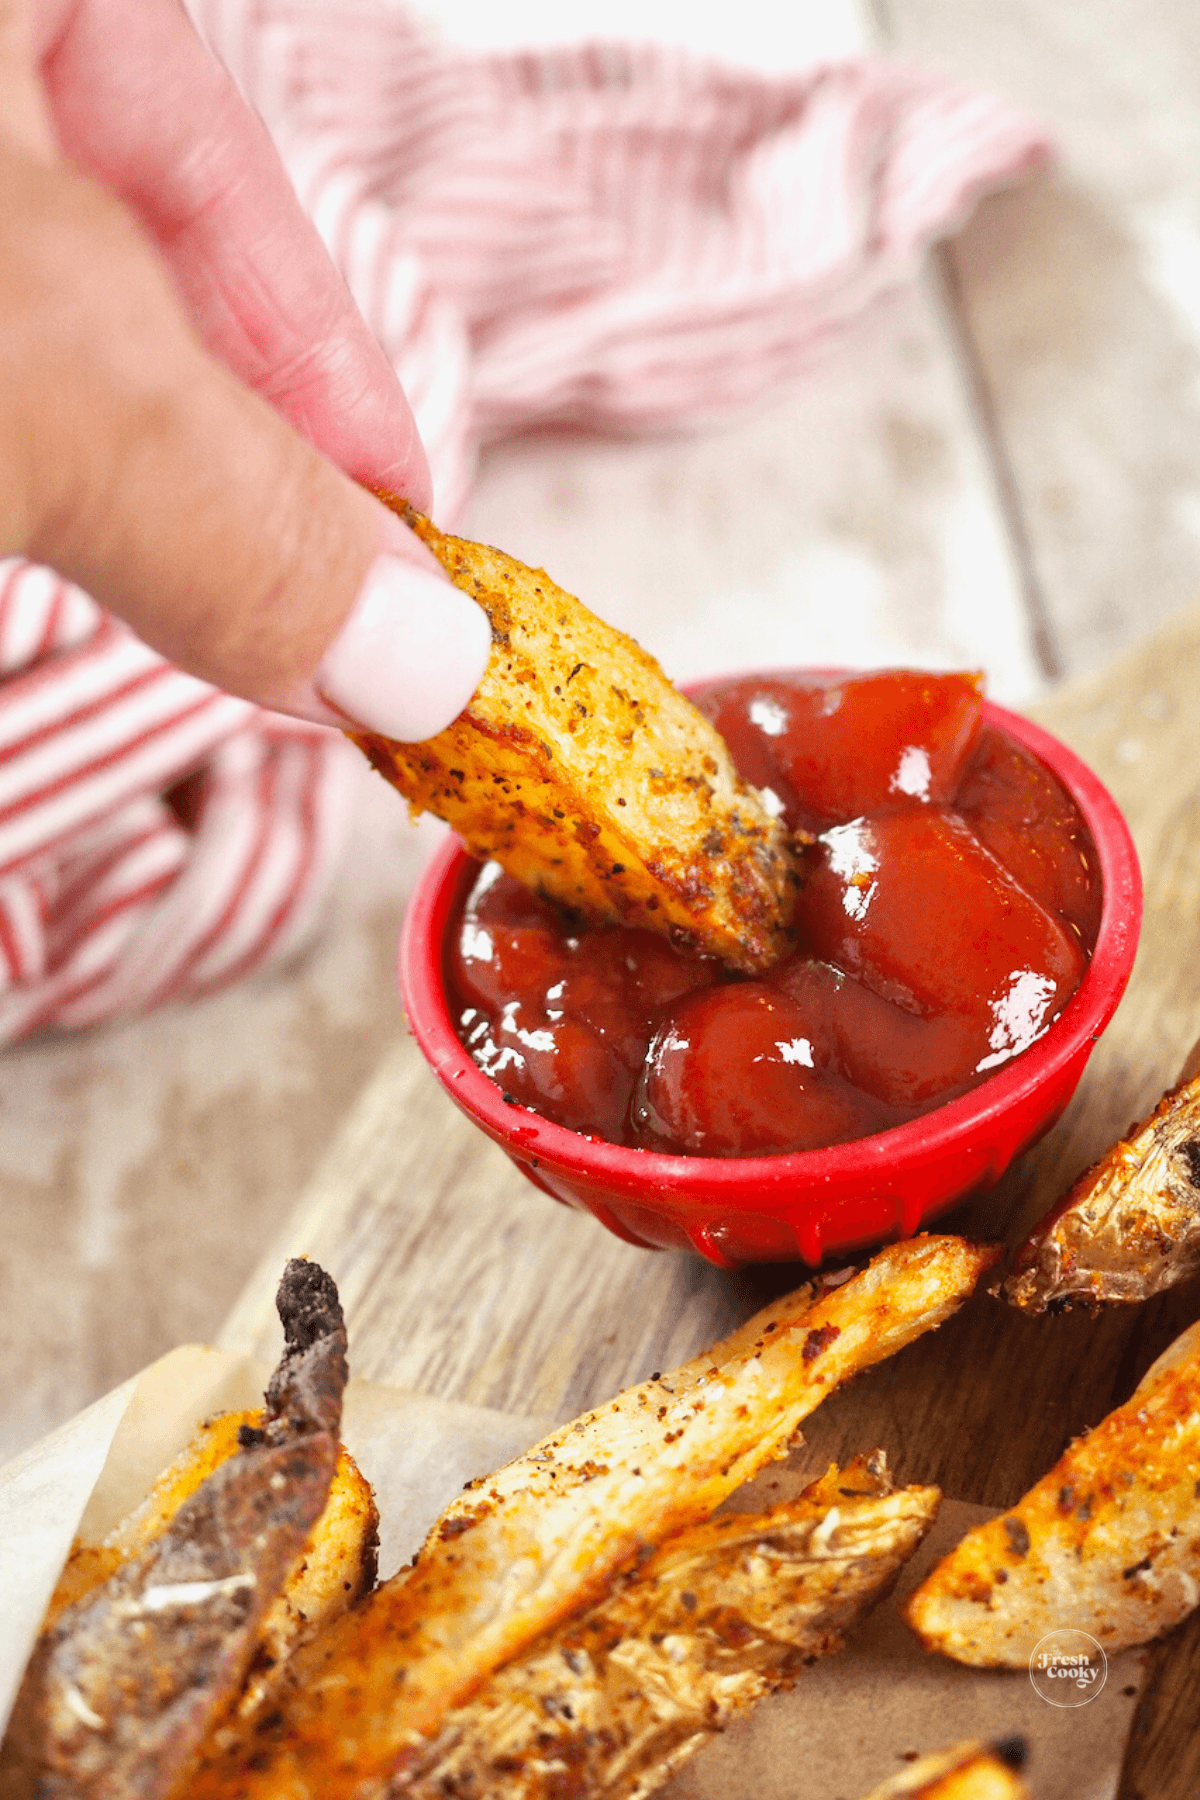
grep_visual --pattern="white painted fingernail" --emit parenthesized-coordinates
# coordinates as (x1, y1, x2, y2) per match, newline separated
(316, 555, 491, 741)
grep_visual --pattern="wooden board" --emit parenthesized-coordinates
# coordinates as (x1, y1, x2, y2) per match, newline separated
(219, 605, 1200, 1797)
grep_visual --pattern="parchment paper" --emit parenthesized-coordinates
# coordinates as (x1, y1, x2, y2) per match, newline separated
(0, 1347, 1145, 1798)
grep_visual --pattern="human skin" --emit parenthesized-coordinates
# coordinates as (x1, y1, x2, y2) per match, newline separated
(0, 0, 490, 740)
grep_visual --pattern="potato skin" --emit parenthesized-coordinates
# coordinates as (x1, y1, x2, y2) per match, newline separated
(1001, 1071, 1200, 1312)
(42, 1411, 258, 1629)
(42, 1424, 378, 1682)
(355, 509, 796, 972)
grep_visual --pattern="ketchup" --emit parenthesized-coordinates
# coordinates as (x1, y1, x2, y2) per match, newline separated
(448, 670, 1100, 1157)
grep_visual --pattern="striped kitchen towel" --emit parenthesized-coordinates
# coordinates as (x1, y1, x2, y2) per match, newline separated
(0, 5, 1050, 1040)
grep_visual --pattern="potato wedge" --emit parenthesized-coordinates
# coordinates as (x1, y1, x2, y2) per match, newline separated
(904, 1319, 1200, 1664)
(44, 1410, 256, 1627)
(44, 1417, 377, 1715)
(386, 1454, 939, 1800)
(1002, 1069, 1200, 1312)
(191, 1235, 997, 1800)
(2, 1262, 352, 1800)
(860, 1739, 1029, 1799)
(237, 1445, 378, 1720)
(353, 508, 796, 972)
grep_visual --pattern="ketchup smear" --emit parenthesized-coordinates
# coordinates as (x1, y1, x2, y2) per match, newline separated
(447, 670, 1101, 1157)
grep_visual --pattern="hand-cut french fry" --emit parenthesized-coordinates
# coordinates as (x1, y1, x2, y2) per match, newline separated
(1001, 1068, 1200, 1312)
(2, 1262, 352, 1800)
(859, 1739, 1029, 1799)
(352, 508, 796, 973)
(904, 1319, 1200, 1664)
(190, 1235, 997, 1800)
(385, 1454, 939, 1800)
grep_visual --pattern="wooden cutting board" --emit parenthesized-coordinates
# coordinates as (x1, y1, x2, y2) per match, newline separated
(220, 606, 1200, 1799)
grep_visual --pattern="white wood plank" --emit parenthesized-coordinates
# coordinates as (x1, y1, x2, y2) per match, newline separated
(883, 0, 1200, 678)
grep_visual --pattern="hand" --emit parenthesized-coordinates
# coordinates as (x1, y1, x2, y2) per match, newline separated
(0, 0, 490, 740)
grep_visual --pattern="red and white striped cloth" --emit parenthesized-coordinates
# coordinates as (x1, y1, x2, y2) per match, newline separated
(0, 563, 358, 1038)
(0, 5, 1051, 1041)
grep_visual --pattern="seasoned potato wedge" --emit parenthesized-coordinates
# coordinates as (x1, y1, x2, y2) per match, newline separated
(353, 508, 796, 972)
(237, 1445, 378, 1721)
(388, 1454, 939, 1800)
(191, 1236, 998, 1800)
(860, 1739, 1029, 1799)
(44, 1411, 258, 1628)
(2, 1263, 356, 1800)
(45, 1415, 377, 1713)
(904, 1319, 1200, 1663)
(1002, 1069, 1200, 1312)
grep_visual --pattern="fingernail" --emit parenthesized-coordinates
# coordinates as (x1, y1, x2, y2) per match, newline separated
(315, 555, 491, 741)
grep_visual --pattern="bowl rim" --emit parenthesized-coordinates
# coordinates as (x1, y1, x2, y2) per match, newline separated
(400, 685, 1142, 1204)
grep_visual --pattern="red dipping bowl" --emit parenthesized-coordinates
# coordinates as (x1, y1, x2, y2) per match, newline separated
(400, 688, 1141, 1268)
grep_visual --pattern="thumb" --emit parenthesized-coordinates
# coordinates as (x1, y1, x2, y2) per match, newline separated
(4, 158, 490, 740)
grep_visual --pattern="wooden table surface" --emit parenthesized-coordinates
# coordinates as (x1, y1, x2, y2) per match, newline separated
(220, 603, 1200, 1800)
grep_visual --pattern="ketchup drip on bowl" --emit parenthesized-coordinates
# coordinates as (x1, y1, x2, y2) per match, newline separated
(446, 671, 1101, 1159)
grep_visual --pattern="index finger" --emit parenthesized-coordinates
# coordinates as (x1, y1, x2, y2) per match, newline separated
(34, 0, 432, 504)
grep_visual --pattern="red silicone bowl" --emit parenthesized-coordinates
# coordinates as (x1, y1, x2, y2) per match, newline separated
(400, 687, 1142, 1268)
